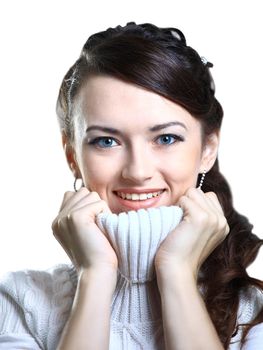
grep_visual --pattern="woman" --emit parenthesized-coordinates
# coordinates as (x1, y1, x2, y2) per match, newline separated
(0, 22, 263, 350)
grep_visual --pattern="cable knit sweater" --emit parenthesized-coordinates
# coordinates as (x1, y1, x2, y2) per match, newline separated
(0, 206, 263, 350)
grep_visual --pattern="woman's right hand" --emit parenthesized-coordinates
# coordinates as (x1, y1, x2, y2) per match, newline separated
(52, 188, 118, 274)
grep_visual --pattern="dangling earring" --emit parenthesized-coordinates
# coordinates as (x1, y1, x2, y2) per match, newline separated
(198, 170, 206, 189)
(74, 178, 84, 192)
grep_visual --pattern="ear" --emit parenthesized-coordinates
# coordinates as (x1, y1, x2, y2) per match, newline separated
(200, 132, 220, 173)
(62, 132, 81, 178)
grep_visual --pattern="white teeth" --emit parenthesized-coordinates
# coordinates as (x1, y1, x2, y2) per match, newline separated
(116, 190, 163, 201)
(139, 193, 148, 200)
(131, 193, 140, 200)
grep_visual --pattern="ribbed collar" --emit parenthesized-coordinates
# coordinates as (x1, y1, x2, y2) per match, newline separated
(96, 206, 183, 283)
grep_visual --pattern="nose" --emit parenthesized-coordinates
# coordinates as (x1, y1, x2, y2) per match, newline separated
(121, 145, 155, 183)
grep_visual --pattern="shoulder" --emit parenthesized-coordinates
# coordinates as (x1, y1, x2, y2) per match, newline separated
(0, 264, 77, 349)
(0, 263, 77, 304)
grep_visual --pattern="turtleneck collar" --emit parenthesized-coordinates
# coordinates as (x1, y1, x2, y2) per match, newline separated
(96, 206, 183, 283)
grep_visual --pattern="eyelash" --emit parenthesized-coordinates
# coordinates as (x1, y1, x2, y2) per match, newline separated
(87, 134, 185, 148)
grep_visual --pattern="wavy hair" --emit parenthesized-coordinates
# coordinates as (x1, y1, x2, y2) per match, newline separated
(56, 22, 263, 348)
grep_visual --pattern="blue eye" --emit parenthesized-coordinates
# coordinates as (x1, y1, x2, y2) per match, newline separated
(156, 134, 184, 145)
(88, 137, 118, 148)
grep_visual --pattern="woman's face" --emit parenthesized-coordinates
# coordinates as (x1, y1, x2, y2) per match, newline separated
(68, 75, 218, 214)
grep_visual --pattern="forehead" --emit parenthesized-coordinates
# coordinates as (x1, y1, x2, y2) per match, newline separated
(78, 75, 200, 131)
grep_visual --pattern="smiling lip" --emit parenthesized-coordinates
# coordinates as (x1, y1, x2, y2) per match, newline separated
(114, 188, 165, 194)
(113, 189, 165, 210)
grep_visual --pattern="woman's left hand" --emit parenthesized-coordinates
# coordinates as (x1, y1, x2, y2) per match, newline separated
(155, 188, 230, 280)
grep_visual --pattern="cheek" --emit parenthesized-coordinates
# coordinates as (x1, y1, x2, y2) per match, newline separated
(163, 147, 201, 184)
(81, 154, 117, 191)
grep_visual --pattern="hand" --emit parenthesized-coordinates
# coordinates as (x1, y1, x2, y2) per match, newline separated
(52, 188, 118, 274)
(155, 188, 229, 280)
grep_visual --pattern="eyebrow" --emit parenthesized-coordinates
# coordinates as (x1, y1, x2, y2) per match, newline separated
(85, 121, 187, 135)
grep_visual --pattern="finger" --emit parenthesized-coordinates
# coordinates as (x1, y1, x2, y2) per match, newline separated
(203, 193, 229, 237)
(178, 193, 222, 238)
(185, 188, 217, 214)
(60, 188, 101, 213)
(59, 187, 90, 212)
(197, 190, 222, 215)
(66, 199, 112, 226)
(192, 188, 224, 217)
(178, 194, 207, 224)
(195, 191, 228, 235)
(68, 194, 111, 215)
(59, 191, 75, 211)
(204, 192, 224, 214)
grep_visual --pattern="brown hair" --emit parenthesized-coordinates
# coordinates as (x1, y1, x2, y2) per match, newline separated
(56, 22, 263, 348)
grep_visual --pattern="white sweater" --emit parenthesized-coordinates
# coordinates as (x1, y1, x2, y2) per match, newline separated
(0, 206, 263, 349)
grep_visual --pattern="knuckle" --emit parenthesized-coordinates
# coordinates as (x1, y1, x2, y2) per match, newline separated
(52, 217, 63, 237)
(206, 192, 219, 203)
(206, 191, 217, 198)
(51, 218, 58, 232)
(52, 216, 63, 228)
(67, 208, 88, 224)
(67, 211, 78, 222)
(57, 217, 63, 228)
(89, 191, 101, 200)
(78, 187, 88, 194)
(216, 217, 229, 238)
(223, 220, 230, 236)
(64, 191, 73, 198)
(219, 216, 227, 229)
(61, 191, 74, 205)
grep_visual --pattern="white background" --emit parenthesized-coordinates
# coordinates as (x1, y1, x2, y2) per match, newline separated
(0, 0, 262, 279)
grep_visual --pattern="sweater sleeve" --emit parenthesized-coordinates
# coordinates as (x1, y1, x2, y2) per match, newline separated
(242, 322, 263, 350)
(0, 271, 42, 349)
(0, 264, 77, 350)
(0, 334, 41, 350)
(241, 287, 263, 349)
(229, 286, 263, 349)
